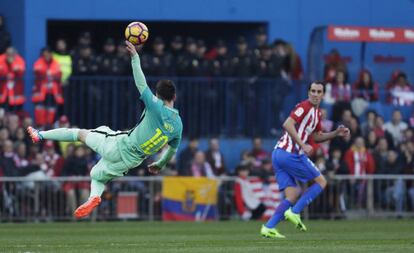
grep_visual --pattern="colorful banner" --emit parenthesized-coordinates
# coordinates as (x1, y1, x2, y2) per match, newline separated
(162, 177, 218, 221)
(328, 25, 414, 43)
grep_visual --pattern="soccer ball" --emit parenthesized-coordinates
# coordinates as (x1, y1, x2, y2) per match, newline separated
(125, 21, 149, 45)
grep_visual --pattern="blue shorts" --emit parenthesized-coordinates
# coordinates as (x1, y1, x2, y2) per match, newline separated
(272, 148, 321, 190)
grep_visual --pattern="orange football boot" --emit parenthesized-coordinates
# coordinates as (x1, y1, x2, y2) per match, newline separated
(27, 126, 43, 143)
(74, 196, 101, 218)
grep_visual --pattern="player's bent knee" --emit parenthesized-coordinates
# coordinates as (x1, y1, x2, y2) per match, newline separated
(315, 175, 327, 189)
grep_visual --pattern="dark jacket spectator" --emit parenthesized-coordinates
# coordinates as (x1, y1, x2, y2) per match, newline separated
(205, 138, 226, 176)
(352, 69, 379, 102)
(177, 137, 199, 175)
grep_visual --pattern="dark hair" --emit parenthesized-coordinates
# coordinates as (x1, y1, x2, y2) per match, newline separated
(308, 80, 327, 93)
(156, 79, 176, 101)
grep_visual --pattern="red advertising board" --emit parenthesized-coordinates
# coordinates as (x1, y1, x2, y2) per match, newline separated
(328, 25, 414, 43)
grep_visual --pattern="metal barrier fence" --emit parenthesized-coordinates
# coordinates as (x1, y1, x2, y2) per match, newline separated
(1, 175, 414, 222)
(64, 77, 295, 137)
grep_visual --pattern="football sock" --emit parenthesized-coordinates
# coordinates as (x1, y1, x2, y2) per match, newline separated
(40, 128, 80, 142)
(292, 183, 323, 213)
(90, 179, 105, 198)
(265, 199, 292, 228)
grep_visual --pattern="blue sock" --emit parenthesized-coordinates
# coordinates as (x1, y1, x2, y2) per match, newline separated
(265, 199, 292, 228)
(292, 183, 323, 214)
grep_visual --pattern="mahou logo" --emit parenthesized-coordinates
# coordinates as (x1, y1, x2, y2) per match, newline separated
(334, 27, 360, 38)
(369, 29, 395, 40)
(328, 25, 414, 43)
(404, 29, 414, 40)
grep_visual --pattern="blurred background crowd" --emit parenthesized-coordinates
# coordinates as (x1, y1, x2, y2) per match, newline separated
(1, 13, 414, 220)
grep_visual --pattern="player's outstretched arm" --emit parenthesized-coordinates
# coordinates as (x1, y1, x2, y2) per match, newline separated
(148, 146, 177, 175)
(125, 40, 147, 94)
(312, 125, 350, 143)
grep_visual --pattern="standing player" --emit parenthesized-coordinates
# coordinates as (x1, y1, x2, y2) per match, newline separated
(260, 81, 350, 238)
(27, 41, 183, 218)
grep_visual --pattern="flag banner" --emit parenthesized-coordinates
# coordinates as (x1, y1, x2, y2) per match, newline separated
(162, 177, 218, 221)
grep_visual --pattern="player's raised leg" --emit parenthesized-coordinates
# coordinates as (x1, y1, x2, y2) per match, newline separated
(73, 159, 109, 218)
(27, 126, 90, 144)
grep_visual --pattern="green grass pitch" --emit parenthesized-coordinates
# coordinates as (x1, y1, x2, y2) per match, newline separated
(0, 220, 413, 252)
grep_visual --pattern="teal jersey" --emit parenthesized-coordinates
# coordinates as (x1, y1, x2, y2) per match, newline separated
(116, 54, 183, 167)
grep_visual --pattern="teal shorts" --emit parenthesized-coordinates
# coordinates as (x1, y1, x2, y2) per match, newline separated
(85, 126, 143, 182)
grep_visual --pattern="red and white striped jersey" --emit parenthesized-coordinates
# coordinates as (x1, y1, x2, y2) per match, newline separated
(276, 100, 322, 154)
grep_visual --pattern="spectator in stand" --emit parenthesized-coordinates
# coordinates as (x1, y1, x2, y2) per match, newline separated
(14, 127, 30, 147)
(285, 42, 303, 81)
(231, 36, 254, 77)
(352, 69, 379, 102)
(323, 49, 348, 83)
(189, 150, 214, 178)
(42, 140, 64, 177)
(61, 145, 90, 215)
(1, 139, 18, 176)
(176, 37, 203, 76)
(32, 47, 64, 127)
(403, 142, 414, 211)
(96, 38, 123, 75)
(0, 47, 26, 112)
(384, 110, 408, 147)
(270, 39, 289, 78)
(330, 70, 351, 102)
(387, 72, 413, 106)
(72, 45, 98, 75)
(141, 37, 172, 76)
(373, 138, 389, 174)
(374, 115, 394, 149)
(360, 110, 377, 137)
(229, 37, 255, 135)
(365, 130, 378, 152)
(0, 127, 9, 147)
(325, 70, 352, 122)
(205, 138, 226, 176)
(52, 39, 72, 86)
(344, 137, 375, 208)
(320, 108, 334, 132)
(13, 141, 29, 172)
(344, 137, 376, 176)
(382, 150, 405, 213)
(248, 137, 270, 168)
(0, 16, 11, 54)
(349, 116, 362, 138)
(208, 40, 231, 77)
(71, 32, 93, 60)
(326, 147, 349, 215)
(196, 40, 207, 60)
(177, 137, 199, 176)
(253, 27, 268, 59)
(115, 40, 131, 75)
(169, 35, 184, 75)
(402, 128, 414, 143)
(234, 163, 266, 221)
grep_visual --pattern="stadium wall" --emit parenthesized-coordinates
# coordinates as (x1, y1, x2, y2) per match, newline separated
(1, 0, 414, 111)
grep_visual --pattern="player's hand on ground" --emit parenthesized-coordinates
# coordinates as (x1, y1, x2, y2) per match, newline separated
(148, 163, 161, 175)
(125, 40, 143, 56)
(301, 144, 313, 156)
(336, 125, 350, 138)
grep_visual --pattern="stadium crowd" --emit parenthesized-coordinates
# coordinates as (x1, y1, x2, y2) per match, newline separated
(1, 16, 414, 220)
